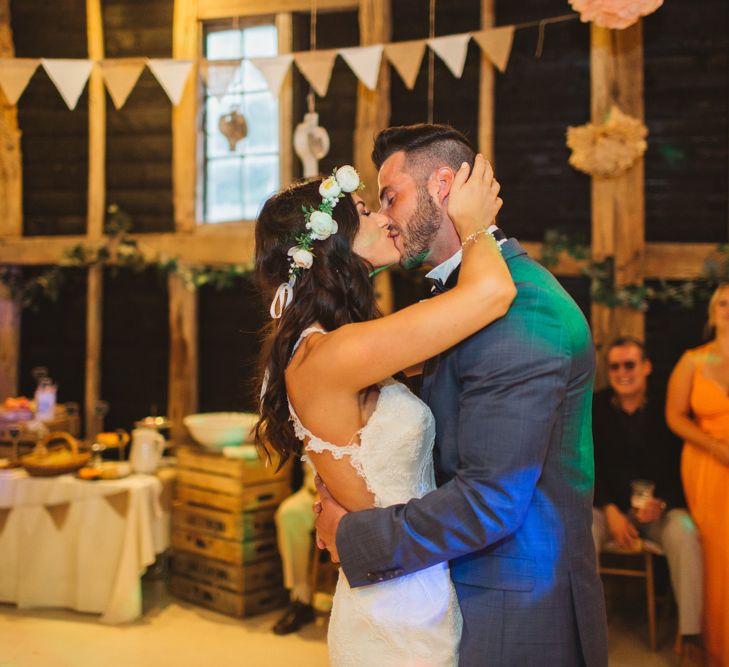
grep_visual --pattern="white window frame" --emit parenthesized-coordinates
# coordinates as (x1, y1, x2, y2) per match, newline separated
(198, 13, 293, 225)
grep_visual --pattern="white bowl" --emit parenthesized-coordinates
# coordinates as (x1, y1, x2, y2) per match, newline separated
(183, 412, 258, 449)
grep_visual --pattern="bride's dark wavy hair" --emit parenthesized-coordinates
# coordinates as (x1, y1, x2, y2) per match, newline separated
(253, 177, 380, 468)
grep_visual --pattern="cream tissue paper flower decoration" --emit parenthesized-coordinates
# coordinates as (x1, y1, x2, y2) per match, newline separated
(567, 105, 648, 178)
(569, 0, 663, 30)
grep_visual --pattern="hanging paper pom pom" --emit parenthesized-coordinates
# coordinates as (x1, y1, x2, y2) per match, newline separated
(569, 0, 663, 30)
(566, 105, 648, 179)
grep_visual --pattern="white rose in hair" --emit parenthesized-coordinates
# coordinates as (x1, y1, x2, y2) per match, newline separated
(334, 165, 360, 193)
(307, 210, 337, 240)
(319, 177, 342, 200)
(288, 246, 314, 269)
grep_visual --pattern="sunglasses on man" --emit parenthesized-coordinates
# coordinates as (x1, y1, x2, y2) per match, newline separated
(608, 360, 638, 371)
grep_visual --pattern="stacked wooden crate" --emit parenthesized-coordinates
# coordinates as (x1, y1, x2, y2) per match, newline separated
(170, 446, 291, 617)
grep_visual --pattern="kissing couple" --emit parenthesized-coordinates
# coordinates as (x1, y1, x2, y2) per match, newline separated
(254, 124, 608, 667)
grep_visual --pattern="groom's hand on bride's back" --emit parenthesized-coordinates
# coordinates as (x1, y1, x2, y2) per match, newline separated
(314, 475, 347, 563)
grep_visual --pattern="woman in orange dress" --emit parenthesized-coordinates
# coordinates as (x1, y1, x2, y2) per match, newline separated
(667, 284, 729, 667)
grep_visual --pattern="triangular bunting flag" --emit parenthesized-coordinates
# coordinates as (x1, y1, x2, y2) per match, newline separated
(0, 507, 10, 536)
(45, 502, 71, 530)
(0, 58, 40, 104)
(338, 45, 384, 91)
(98, 58, 146, 109)
(250, 54, 294, 96)
(41, 58, 94, 110)
(147, 58, 194, 105)
(200, 58, 240, 98)
(426, 34, 471, 78)
(383, 40, 426, 90)
(104, 490, 130, 518)
(294, 50, 338, 97)
(472, 26, 515, 73)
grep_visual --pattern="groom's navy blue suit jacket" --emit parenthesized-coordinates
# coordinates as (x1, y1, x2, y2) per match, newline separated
(337, 239, 608, 666)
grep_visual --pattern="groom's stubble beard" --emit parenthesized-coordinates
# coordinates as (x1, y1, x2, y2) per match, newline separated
(398, 186, 441, 269)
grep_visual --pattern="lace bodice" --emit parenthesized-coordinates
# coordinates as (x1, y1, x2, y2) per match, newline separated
(288, 328, 437, 508)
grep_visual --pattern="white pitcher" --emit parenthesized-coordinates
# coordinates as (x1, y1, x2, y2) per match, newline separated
(130, 427, 165, 474)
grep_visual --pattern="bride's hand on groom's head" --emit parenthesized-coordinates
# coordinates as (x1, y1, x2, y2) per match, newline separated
(447, 153, 502, 238)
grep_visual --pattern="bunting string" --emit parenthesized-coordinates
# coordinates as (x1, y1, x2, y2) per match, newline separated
(0, 13, 580, 110)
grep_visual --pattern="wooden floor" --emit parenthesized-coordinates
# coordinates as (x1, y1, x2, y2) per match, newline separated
(0, 580, 679, 667)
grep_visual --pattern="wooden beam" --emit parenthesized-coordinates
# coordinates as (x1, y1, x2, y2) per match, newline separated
(0, 0, 21, 238)
(86, 0, 105, 240)
(172, 0, 199, 232)
(478, 0, 494, 162)
(0, 278, 20, 398)
(0, 232, 718, 281)
(277, 13, 294, 188)
(0, 0, 21, 397)
(355, 0, 391, 313)
(84, 0, 105, 437)
(168, 271, 198, 442)
(196, 0, 359, 21)
(590, 22, 645, 386)
(84, 266, 103, 438)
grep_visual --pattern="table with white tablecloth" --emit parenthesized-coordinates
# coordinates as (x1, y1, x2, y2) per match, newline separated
(0, 469, 173, 624)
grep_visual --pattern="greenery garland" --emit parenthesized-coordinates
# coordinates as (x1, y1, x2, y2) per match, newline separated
(1, 208, 726, 312)
(539, 229, 726, 310)
(0, 205, 253, 310)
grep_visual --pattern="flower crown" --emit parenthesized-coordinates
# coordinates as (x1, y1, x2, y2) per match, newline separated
(270, 165, 364, 319)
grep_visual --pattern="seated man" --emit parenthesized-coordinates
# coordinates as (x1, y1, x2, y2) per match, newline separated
(272, 464, 316, 635)
(592, 336, 704, 665)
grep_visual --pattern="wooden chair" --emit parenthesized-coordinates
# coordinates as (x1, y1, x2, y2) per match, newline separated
(598, 539, 667, 650)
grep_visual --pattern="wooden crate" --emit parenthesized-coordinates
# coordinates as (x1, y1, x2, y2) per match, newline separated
(171, 503, 276, 542)
(176, 480, 290, 513)
(170, 574, 287, 618)
(176, 446, 291, 487)
(171, 528, 279, 565)
(171, 551, 282, 594)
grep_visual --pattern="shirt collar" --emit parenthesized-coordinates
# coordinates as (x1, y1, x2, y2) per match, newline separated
(425, 249, 462, 284)
(424, 225, 503, 284)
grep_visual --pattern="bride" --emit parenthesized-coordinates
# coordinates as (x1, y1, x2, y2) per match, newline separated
(254, 155, 513, 666)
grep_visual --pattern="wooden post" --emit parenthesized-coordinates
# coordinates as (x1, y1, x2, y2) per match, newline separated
(0, 0, 21, 397)
(0, 279, 20, 399)
(590, 23, 645, 387)
(277, 13, 294, 187)
(84, 0, 105, 436)
(172, 0, 198, 232)
(355, 0, 392, 313)
(170, 0, 200, 439)
(478, 0, 495, 162)
(168, 272, 198, 442)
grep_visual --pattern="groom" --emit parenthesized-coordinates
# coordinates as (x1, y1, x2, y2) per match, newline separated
(315, 124, 608, 666)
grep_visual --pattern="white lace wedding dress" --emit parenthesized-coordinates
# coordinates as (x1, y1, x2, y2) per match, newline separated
(289, 328, 462, 667)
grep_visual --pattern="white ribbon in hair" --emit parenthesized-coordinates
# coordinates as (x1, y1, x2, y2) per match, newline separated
(270, 276, 296, 319)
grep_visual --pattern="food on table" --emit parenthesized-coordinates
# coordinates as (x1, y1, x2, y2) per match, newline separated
(77, 466, 102, 481)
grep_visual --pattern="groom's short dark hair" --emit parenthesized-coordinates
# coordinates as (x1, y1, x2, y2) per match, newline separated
(372, 124, 475, 181)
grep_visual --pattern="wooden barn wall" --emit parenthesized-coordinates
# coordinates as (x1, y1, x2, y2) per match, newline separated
(494, 0, 590, 242)
(101, 268, 169, 430)
(198, 278, 266, 414)
(18, 270, 87, 410)
(643, 0, 728, 243)
(389, 0, 480, 145)
(103, 0, 175, 234)
(11, 0, 729, 428)
(12, 0, 89, 236)
(291, 9, 359, 176)
(643, 0, 727, 388)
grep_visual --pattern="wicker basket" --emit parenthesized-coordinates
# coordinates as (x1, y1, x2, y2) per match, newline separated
(21, 431, 91, 477)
